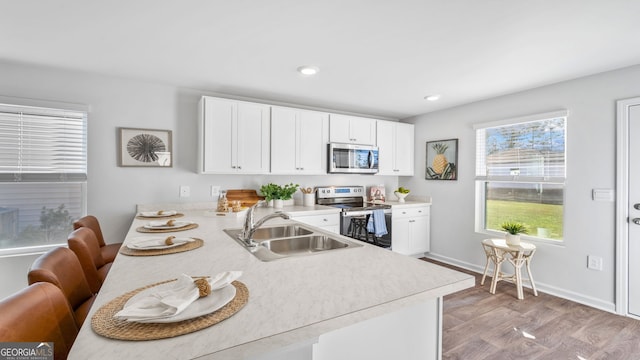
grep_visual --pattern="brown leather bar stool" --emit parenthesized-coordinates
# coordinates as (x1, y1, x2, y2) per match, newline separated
(0, 282, 79, 360)
(73, 215, 121, 263)
(28, 247, 95, 328)
(67, 227, 112, 294)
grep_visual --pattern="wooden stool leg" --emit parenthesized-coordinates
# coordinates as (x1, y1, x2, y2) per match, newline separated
(489, 249, 503, 295)
(525, 256, 538, 296)
(508, 253, 526, 300)
(481, 245, 492, 286)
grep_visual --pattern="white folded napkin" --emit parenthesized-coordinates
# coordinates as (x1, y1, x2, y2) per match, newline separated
(127, 237, 194, 250)
(114, 271, 242, 322)
(139, 210, 178, 217)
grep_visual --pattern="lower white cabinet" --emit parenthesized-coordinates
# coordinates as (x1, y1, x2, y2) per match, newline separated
(291, 213, 340, 234)
(392, 205, 430, 256)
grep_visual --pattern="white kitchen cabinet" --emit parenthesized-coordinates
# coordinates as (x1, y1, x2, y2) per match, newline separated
(198, 96, 270, 174)
(376, 121, 414, 176)
(271, 106, 329, 174)
(392, 205, 430, 256)
(291, 213, 340, 234)
(329, 114, 376, 145)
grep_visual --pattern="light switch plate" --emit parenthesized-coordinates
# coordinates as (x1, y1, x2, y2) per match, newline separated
(179, 185, 190, 198)
(211, 185, 220, 197)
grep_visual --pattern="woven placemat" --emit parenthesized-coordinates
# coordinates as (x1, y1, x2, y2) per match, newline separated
(135, 213, 184, 220)
(91, 280, 248, 341)
(136, 223, 199, 233)
(119, 238, 204, 257)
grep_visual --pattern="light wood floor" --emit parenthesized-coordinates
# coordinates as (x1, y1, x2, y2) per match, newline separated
(422, 258, 640, 360)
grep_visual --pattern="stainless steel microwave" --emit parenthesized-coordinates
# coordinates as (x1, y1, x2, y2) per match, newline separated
(327, 143, 379, 174)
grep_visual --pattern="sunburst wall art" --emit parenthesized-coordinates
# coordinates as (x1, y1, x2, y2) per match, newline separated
(118, 127, 172, 167)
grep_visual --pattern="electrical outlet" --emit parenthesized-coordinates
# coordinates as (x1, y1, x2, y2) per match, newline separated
(211, 185, 221, 197)
(179, 185, 190, 198)
(588, 255, 603, 271)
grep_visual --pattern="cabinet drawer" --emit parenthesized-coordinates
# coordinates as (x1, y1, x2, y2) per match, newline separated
(393, 206, 429, 219)
(293, 214, 340, 228)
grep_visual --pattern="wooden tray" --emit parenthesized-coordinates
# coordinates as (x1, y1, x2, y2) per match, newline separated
(226, 189, 264, 207)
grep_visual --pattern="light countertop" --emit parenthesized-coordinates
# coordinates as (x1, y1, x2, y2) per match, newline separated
(69, 205, 472, 360)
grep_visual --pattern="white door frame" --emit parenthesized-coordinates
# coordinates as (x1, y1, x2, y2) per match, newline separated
(616, 96, 640, 317)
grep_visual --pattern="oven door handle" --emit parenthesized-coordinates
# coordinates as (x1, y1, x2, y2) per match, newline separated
(341, 210, 372, 217)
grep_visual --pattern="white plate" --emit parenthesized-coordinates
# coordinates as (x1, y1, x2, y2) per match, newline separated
(138, 210, 178, 218)
(126, 237, 194, 250)
(124, 282, 236, 323)
(143, 220, 193, 230)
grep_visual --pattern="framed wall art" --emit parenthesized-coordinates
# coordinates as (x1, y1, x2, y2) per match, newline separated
(118, 127, 172, 167)
(426, 138, 457, 180)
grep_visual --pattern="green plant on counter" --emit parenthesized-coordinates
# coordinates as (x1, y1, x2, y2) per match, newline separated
(500, 221, 528, 235)
(276, 183, 299, 200)
(260, 183, 300, 201)
(259, 183, 280, 202)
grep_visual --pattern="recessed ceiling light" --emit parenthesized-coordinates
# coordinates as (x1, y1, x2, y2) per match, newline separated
(424, 94, 441, 101)
(297, 66, 319, 76)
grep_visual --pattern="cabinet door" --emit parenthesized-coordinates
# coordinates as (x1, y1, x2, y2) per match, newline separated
(237, 102, 271, 174)
(376, 121, 395, 175)
(408, 215, 430, 254)
(201, 97, 236, 173)
(349, 116, 376, 145)
(270, 107, 298, 173)
(329, 114, 352, 143)
(297, 110, 328, 174)
(392, 217, 410, 254)
(395, 123, 414, 176)
(330, 114, 376, 145)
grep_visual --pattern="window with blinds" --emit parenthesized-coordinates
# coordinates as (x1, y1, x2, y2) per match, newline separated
(475, 110, 566, 241)
(0, 103, 87, 254)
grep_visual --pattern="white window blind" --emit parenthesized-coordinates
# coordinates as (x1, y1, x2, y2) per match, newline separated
(0, 103, 87, 181)
(475, 110, 567, 182)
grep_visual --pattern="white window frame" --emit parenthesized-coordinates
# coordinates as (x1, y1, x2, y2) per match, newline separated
(0, 96, 88, 257)
(474, 110, 568, 244)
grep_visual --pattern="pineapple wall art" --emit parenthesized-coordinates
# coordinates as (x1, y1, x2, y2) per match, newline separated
(426, 139, 458, 180)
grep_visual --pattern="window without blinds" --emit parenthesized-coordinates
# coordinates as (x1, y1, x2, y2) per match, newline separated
(475, 111, 566, 241)
(0, 103, 87, 254)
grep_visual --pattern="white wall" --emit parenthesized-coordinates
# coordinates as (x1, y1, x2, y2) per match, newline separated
(401, 64, 640, 311)
(0, 61, 398, 299)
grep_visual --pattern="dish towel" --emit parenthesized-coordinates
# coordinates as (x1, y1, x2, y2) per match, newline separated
(367, 209, 388, 237)
(114, 271, 241, 322)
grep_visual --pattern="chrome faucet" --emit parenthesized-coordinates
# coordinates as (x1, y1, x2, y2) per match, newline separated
(240, 200, 290, 247)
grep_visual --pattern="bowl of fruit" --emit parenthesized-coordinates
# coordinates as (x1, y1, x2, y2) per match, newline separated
(394, 187, 410, 203)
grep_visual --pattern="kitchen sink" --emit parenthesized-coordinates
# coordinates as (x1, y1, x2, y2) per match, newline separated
(250, 225, 313, 240)
(223, 224, 362, 261)
(261, 235, 349, 255)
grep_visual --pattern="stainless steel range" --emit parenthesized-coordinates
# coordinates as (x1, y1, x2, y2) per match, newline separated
(316, 186, 392, 248)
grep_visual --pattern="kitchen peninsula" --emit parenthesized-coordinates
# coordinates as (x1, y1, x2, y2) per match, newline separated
(68, 203, 474, 360)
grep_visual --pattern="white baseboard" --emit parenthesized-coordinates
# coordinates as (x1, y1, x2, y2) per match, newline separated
(424, 252, 616, 314)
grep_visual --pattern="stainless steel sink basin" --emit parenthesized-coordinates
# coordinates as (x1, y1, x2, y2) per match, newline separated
(223, 224, 362, 261)
(261, 235, 349, 255)
(251, 225, 313, 240)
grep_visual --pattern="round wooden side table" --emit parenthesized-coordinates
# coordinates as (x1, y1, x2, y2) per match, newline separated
(481, 238, 538, 300)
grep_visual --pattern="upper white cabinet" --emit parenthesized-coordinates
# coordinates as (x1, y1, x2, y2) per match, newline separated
(198, 96, 270, 174)
(329, 114, 376, 145)
(376, 121, 414, 176)
(271, 106, 329, 174)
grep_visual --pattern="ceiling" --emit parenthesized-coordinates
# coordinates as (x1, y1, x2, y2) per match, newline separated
(2, 0, 640, 119)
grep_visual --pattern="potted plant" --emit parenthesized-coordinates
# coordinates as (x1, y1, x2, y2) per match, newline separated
(260, 183, 299, 208)
(259, 183, 279, 206)
(500, 221, 527, 246)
